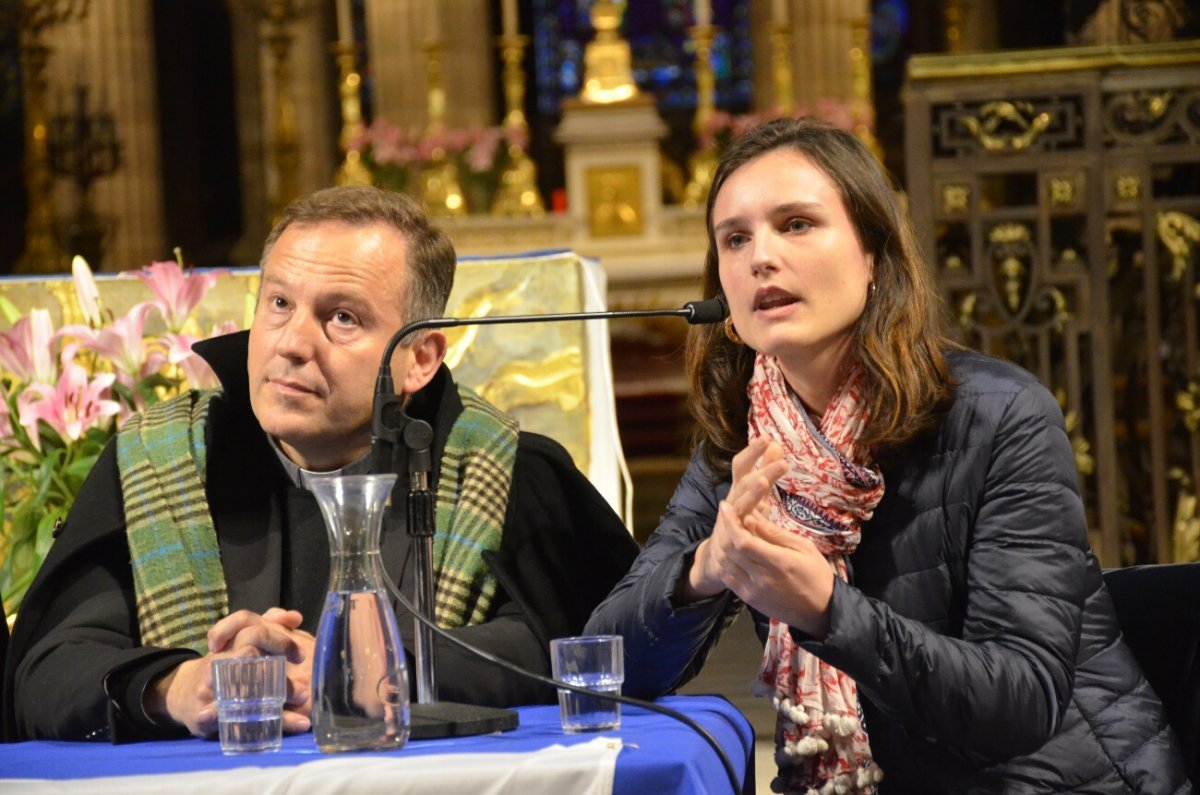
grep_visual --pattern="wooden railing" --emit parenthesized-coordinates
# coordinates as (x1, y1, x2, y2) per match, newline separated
(904, 41, 1200, 566)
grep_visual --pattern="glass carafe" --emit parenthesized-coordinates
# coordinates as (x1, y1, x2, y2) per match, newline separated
(309, 474, 410, 753)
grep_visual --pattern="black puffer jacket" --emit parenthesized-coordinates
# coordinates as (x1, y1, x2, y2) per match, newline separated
(587, 350, 1191, 793)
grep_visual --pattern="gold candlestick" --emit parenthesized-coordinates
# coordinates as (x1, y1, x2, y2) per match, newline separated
(255, 0, 316, 223)
(580, 0, 638, 104)
(683, 24, 718, 208)
(11, 0, 91, 274)
(424, 39, 447, 133)
(942, 0, 966, 54)
(849, 13, 883, 163)
(770, 20, 795, 115)
(492, 33, 544, 217)
(419, 40, 466, 217)
(332, 42, 371, 187)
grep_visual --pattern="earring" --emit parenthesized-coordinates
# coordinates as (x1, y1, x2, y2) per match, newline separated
(724, 316, 743, 345)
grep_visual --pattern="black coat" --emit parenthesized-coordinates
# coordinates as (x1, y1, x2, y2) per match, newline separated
(4, 332, 638, 742)
(586, 350, 1191, 793)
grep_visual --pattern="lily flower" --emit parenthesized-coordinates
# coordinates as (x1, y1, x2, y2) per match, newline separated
(161, 321, 236, 391)
(71, 255, 103, 328)
(60, 302, 167, 388)
(0, 385, 13, 442)
(0, 309, 58, 386)
(121, 257, 226, 333)
(17, 348, 120, 451)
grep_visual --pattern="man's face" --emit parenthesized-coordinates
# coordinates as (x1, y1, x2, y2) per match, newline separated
(247, 221, 435, 471)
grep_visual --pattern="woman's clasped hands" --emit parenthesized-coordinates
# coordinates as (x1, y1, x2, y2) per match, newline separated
(684, 437, 835, 638)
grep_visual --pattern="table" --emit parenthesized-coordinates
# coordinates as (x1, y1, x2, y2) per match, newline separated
(0, 695, 753, 795)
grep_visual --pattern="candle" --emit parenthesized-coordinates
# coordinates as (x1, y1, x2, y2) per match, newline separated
(502, 0, 518, 37)
(694, 0, 710, 27)
(772, 0, 788, 25)
(336, 0, 353, 46)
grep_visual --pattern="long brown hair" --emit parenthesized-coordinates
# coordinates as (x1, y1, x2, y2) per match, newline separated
(687, 118, 954, 476)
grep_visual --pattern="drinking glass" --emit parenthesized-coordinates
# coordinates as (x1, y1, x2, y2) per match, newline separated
(213, 655, 286, 754)
(550, 635, 624, 732)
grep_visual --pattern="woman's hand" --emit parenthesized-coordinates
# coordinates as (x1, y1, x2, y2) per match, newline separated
(735, 511, 835, 638)
(682, 438, 786, 600)
(682, 438, 835, 638)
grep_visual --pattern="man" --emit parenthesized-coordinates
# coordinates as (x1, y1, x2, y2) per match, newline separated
(3, 186, 638, 742)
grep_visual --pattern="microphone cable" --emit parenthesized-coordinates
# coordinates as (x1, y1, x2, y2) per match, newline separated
(369, 295, 743, 792)
(379, 560, 746, 795)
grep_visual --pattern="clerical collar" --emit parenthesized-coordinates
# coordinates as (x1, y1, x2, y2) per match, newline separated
(269, 434, 374, 489)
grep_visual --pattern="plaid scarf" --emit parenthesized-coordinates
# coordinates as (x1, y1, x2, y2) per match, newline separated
(746, 354, 885, 794)
(118, 389, 226, 653)
(431, 384, 518, 628)
(119, 384, 518, 650)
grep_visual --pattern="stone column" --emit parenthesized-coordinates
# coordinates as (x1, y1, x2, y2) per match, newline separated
(45, 0, 165, 271)
(288, 13, 337, 193)
(228, 0, 270, 265)
(366, 0, 424, 125)
(442, 0, 496, 128)
(366, 0, 495, 128)
(751, 0, 869, 114)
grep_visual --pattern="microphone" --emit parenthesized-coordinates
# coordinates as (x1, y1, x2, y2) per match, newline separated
(368, 296, 726, 738)
(372, 297, 727, 399)
(370, 296, 726, 470)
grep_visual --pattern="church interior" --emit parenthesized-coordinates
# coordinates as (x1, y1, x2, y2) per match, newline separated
(4, 0, 1200, 565)
(2, 0, 1199, 777)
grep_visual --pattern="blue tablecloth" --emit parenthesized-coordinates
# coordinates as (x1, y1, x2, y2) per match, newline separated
(0, 695, 753, 795)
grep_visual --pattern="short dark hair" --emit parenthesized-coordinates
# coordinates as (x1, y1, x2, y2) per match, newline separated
(261, 186, 456, 329)
(688, 117, 954, 475)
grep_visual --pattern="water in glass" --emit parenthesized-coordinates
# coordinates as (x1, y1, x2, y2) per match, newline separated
(557, 673, 622, 732)
(217, 699, 284, 753)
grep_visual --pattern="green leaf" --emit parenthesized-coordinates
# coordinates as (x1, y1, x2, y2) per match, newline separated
(9, 502, 39, 545)
(1, 564, 36, 618)
(0, 294, 22, 325)
(63, 454, 102, 496)
(35, 511, 60, 557)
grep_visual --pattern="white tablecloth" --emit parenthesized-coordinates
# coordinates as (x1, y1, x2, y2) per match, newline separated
(1, 736, 622, 795)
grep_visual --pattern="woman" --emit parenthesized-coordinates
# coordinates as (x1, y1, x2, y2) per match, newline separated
(585, 119, 1189, 793)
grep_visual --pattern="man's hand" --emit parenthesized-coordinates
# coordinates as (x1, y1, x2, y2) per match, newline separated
(146, 608, 316, 738)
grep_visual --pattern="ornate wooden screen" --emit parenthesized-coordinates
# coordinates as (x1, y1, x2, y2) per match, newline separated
(904, 42, 1200, 566)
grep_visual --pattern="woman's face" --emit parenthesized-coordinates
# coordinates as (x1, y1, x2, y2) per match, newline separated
(712, 148, 873, 391)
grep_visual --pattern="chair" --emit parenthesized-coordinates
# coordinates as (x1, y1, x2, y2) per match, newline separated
(1103, 563, 1200, 781)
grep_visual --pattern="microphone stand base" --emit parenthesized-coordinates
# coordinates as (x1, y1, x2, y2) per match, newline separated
(409, 701, 519, 739)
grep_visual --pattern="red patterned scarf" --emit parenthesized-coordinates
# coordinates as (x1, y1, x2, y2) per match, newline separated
(746, 353, 885, 794)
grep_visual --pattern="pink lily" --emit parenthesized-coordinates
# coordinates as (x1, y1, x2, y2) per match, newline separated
(0, 309, 58, 386)
(121, 258, 226, 333)
(71, 255, 103, 328)
(59, 302, 167, 388)
(16, 350, 120, 451)
(0, 385, 13, 442)
(161, 321, 237, 391)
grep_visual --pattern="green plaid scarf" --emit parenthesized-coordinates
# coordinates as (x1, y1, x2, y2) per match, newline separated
(117, 389, 226, 653)
(118, 384, 517, 650)
(431, 385, 518, 628)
